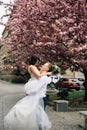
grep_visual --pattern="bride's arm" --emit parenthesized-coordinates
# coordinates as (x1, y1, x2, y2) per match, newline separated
(29, 65, 51, 78)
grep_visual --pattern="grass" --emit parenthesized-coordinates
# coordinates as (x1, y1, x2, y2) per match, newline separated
(67, 90, 87, 108)
(47, 90, 87, 109)
(68, 90, 85, 99)
(47, 90, 85, 101)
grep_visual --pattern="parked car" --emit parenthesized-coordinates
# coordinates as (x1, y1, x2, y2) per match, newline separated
(55, 77, 80, 91)
(47, 75, 61, 89)
(70, 78, 85, 89)
(50, 75, 60, 84)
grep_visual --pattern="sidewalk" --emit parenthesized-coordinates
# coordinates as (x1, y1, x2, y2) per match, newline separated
(0, 80, 84, 130)
(46, 106, 83, 130)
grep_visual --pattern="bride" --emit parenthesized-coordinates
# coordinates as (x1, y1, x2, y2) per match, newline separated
(4, 55, 52, 130)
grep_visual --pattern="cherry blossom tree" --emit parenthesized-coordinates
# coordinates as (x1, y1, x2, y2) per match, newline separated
(0, 0, 87, 99)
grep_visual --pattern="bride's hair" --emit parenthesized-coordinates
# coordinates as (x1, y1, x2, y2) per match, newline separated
(26, 54, 40, 65)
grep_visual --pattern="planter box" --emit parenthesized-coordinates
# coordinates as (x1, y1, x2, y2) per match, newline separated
(53, 100, 68, 112)
(79, 111, 87, 130)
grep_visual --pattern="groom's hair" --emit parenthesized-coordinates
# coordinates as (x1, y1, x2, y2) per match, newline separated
(47, 62, 52, 72)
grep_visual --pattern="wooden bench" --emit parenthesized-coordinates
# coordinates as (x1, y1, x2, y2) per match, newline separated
(53, 100, 68, 112)
(79, 111, 87, 130)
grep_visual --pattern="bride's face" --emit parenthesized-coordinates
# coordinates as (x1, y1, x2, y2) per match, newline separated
(40, 63, 50, 72)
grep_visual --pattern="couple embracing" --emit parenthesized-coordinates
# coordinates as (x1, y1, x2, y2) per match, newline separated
(4, 54, 53, 130)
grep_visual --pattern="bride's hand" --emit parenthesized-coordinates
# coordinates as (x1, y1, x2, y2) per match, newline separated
(47, 72, 52, 76)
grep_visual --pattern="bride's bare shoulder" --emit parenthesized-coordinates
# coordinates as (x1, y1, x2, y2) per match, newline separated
(28, 65, 37, 72)
(28, 65, 36, 69)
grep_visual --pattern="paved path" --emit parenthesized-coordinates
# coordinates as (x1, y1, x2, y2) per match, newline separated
(0, 80, 84, 130)
(0, 80, 25, 96)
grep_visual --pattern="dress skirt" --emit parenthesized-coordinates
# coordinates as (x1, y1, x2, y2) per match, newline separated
(4, 94, 51, 130)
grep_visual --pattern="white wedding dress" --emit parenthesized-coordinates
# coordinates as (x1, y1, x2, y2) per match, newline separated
(4, 74, 51, 130)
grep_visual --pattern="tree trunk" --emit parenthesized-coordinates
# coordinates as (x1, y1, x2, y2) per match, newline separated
(83, 69, 87, 101)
